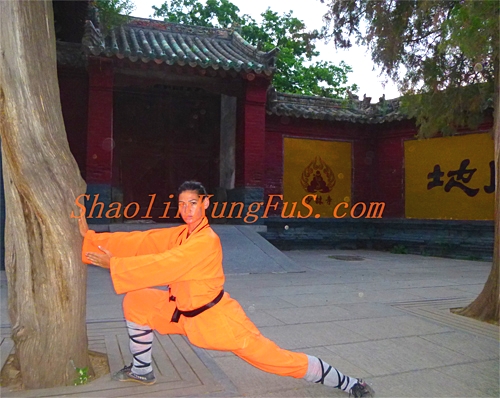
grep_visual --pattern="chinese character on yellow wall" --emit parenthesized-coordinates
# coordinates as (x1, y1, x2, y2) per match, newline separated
(405, 133, 494, 220)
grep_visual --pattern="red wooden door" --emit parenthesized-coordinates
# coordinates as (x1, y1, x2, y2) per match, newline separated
(114, 88, 220, 221)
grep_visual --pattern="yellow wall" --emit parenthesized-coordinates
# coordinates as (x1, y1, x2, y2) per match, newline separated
(405, 133, 494, 220)
(283, 137, 352, 218)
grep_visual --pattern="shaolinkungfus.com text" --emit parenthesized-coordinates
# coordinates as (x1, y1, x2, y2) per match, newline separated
(71, 194, 385, 223)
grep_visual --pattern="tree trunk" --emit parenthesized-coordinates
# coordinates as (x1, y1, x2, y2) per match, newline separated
(0, 0, 90, 388)
(455, 43, 500, 324)
(456, 104, 500, 324)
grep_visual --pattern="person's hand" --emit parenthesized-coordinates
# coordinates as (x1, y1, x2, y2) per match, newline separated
(85, 246, 113, 268)
(78, 216, 89, 238)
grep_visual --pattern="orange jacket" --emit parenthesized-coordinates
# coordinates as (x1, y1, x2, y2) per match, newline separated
(83, 218, 309, 375)
(82, 217, 225, 311)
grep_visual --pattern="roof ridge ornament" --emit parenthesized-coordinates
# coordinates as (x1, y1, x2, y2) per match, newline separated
(128, 16, 234, 38)
(82, 19, 104, 56)
(266, 86, 404, 124)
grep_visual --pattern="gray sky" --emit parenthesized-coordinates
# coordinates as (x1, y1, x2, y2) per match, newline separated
(131, 0, 401, 100)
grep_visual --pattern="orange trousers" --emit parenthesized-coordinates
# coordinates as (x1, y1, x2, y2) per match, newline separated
(123, 288, 309, 378)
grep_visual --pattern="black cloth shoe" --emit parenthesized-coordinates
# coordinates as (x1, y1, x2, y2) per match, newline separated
(349, 379, 375, 397)
(112, 363, 156, 385)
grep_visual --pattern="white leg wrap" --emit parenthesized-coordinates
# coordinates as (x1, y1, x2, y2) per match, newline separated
(304, 355, 358, 392)
(127, 321, 154, 375)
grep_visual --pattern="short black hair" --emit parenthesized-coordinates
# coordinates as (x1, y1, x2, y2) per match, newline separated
(178, 181, 208, 196)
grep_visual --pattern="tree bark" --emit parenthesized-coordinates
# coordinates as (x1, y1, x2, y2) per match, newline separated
(0, 0, 90, 388)
(456, 106, 500, 325)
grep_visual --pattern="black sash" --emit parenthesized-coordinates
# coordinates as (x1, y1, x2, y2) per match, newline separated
(170, 289, 225, 323)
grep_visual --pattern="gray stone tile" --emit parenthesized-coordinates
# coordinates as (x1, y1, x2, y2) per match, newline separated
(335, 302, 407, 319)
(257, 384, 345, 397)
(453, 284, 488, 294)
(325, 336, 471, 377)
(265, 303, 406, 324)
(370, 368, 486, 397)
(0, 281, 8, 327)
(335, 315, 451, 340)
(247, 311, 286, 327)
(361, 279, 460, 290)
(215, 225, 303, 274)
(202, 348, 236, 358)
(278, 289, 425, 306)
(345, 289, 425, 304)
(403, 286, 475, 300)
(450, 277, 493, 286)
(278, 292, 361, 308)
(232, 295, 297, 311)
(229, 275, 348, 295)
(86, 304, 125, 321)
(259, 322, 367, 350)
(420, 332, 500, 361)
(246, 284, 355, 298)
(304, 273, 391, 284)
(266, 306, 351, 324)
(302, 263, 387, 277)
(436, 360, 499, 397)
(4, 235, 500, 398)
(213, 355, 309, 395)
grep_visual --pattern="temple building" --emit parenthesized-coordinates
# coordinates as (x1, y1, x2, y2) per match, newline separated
(1, 1, 493, 269)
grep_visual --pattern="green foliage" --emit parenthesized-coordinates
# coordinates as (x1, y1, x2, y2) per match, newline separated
(152, 0, 245, 27)
(322, 0, 499, 137)
(70, 359, 90, 385)
(73, 367, 90, 386)
(152, 0, 357, 98)
(93, 0, 136, 33)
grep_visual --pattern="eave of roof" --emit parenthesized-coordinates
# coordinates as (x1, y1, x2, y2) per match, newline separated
(82, 16, 278, 76)
(266, 89, 407, 124)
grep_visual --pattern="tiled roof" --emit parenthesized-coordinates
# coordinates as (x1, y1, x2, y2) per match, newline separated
(266, 88, 407, 123)
(82, 16, 278, 75)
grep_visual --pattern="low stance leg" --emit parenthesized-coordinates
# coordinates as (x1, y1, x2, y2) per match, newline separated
(234, 338, 373, 396)
(127, 321, 154, 374)
(223, 298, 374, 396)
(112, 288, 186, 385)
(112, 321, 157, 385)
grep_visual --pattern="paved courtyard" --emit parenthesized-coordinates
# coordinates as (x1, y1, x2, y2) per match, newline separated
(1, 228, 498, 397)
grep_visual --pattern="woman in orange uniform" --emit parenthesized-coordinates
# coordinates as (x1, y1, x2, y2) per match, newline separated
(80, 181, 374, 397)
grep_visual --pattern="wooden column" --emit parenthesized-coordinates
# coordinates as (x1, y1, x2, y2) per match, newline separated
(230, 78, 269, 223)
(86, 58, 113, 183)
(86, 58, 114, 222)
(236, 78, 268, 187)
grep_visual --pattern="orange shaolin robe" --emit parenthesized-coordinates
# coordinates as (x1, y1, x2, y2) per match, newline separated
(82, 217, 308, 378)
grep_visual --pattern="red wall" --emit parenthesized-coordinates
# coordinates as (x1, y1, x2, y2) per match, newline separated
(371, 121, 417, 217)
(264, 116, 424, 218)
(264, 115, 376, 206)
(235, 79, 269, 187)
(58, 68, 88, 179)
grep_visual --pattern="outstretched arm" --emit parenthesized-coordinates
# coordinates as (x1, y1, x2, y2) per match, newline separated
(110, 231, 222, 294)
(79, 215, 184, 265)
